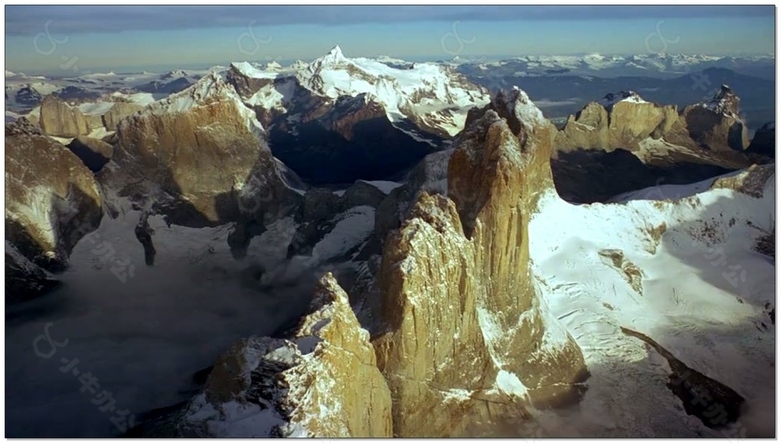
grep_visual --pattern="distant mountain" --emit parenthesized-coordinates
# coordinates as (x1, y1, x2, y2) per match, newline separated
(455, 53, 775, 80)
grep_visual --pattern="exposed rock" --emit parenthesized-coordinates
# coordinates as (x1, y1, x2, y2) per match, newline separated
(5, 118, 102, 299)
(674, 109, 747, 153)
(372, 88, 588, 437)
(67, 136, 114, 172)
(557, 91, 679, 152)
(101, 102, 144, 131)
(83, 113, 103, 131)
(38, 95, 91, 137)
(598, 249, 644, 294)
(134, 212, 156, 266)
(372, 148, 453, 252)
(709, 163, 775, 198)
(705, 84, 742, 118)
(5, 116, 42, 136)
(558, 86, 752, 154)
(106, 73, 301, 230)
(551, 88, 758, 203)
(144, 273, 393, 437)
(226, 62, 276, 98)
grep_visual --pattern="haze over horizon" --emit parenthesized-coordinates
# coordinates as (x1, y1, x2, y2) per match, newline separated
(5, 5, 775, 75)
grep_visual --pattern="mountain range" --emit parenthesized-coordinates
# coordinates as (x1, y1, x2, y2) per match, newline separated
(4, 45, 776, 438)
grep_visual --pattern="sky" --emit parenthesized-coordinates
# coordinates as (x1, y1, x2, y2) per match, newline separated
(5, 5, 776, 75)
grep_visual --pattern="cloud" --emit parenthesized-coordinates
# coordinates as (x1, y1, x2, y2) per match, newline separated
(5, 5, 773, 36)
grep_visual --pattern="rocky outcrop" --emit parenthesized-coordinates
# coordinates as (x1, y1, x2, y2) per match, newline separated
(5, 118, 102, 299)
(557, 91, 679, 152)
(67, 136, 114, 172)
(106, 73, 301, 230)
(372, 88, 588, 437)
(551, 87, 757, 203)
(38, 95, 91, 137)
(672, 85, 750, 152)
(557, 86, 752, 154)
(101, 102, 144, 131)
(142, 273, 392, 437)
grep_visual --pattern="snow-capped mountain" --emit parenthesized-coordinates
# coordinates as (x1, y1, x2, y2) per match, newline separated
(224, 45, 491, 184)
(233, 45, 490, 138)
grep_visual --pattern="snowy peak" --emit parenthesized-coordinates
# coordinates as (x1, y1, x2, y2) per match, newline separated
(313, 45, 348, 69)
(325, 44, 345, 60)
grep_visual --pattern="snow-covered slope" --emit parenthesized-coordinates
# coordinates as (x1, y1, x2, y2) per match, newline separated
(528, 165, 775, 437)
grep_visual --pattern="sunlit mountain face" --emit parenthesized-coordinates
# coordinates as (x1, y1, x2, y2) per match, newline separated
(4, 5, 775, 438)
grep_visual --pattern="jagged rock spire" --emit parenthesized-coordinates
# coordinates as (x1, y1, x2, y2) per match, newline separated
(373, 88, 587, 437)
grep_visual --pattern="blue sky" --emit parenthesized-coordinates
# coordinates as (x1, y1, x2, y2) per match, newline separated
(5, 5, 775, 74)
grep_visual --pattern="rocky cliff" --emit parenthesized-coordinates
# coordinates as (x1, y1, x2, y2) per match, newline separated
(557, 91, 679, 152)
(557, 86, 752, 155)
(140, 273, 392, 437)
(38, 95, 91, 137)
(372, 88, 588, 436)
(552, 87, 758, 203)
(129, 88, 589, 437)
(105, 72, 301, 230)
(5, 118, 102, 300)
(670, 85, 750, 152)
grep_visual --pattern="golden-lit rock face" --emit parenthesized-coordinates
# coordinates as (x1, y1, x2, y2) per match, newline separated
(281, 273, 393, 437)
(556, 99, 679, 153)
(372, 89, 588, 437)
(182, 88, 590, 438)
(556, 87, 751, 155)
(194, 273, 393, 438)
(111, 74, 298, 225)
(39, 95, 91, 137)
(672, 104, 750, 152)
